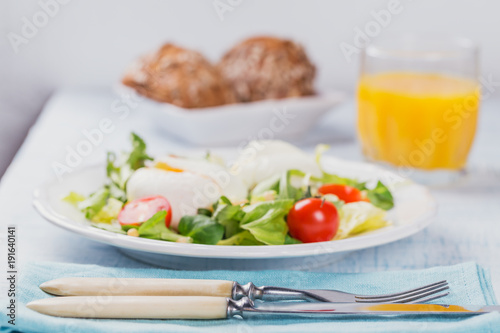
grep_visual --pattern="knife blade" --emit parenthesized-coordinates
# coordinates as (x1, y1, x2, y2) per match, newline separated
(27, 296, 500, 319)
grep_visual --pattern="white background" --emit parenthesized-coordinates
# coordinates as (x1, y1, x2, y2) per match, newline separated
(1, 0, 500, 176)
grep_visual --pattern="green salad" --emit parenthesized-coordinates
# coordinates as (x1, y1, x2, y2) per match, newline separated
(64, 133, 394, 245)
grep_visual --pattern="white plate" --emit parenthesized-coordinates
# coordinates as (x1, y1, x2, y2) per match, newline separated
(116, 84, 345, 146)
(33, 156, 436, 270)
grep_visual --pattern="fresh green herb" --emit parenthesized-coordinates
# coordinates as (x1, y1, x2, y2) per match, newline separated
(239, 199, 294, 245)
(121, 224, 139, 232)
(317, 173, 367, 190)
(217, 231, 264, 246)
(127, 133, 153, 169)
(138, 211, 192, 243)
(213, 202, 244, 238)
(285, 234, 302, 244)
(197, 208, 213, 217)
(77, 187, 110, 220)
(66, 133, 153, 224)
(366, 181, 394, 210)
(178, 215, 224, 245)
(219, 196, 232, 205)
(106, 133, 153, 201)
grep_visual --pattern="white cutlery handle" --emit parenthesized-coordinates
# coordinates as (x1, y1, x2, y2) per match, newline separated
(27, 296, 229, 319)
(40, 277, 234, 297)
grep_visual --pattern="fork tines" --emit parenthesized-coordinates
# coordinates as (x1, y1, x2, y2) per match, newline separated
(354, 280, 449, 304)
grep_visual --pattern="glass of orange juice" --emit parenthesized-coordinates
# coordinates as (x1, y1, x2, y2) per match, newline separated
(357, 35, 480, 184)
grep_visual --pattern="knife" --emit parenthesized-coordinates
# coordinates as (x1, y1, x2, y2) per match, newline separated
(27, 296, 499, 319)
(38, 277, 448, 303)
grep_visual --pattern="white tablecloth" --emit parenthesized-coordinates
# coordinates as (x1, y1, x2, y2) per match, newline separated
(1, 88, 499, 295)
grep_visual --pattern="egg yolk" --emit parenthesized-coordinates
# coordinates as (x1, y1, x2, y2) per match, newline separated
(155, 162, 184, 173)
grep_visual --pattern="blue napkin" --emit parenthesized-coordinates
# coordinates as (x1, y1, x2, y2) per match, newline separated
(1, 261, 498, 333)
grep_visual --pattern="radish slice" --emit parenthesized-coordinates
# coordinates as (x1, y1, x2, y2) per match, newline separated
(118, 196, 172, 227)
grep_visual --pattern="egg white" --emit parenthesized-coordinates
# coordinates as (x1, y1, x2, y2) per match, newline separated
(126, 156, 248, 229)
(231, 140, 322, 187)
(155, 155, 248, 200)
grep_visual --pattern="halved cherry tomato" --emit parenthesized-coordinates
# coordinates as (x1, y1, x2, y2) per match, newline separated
(118, 195, 172, 227)
(287, 198, 339, 243)
(318, 184, 369, 203)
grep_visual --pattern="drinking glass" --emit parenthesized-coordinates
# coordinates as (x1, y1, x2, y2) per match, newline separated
(357, 35, 480, 184)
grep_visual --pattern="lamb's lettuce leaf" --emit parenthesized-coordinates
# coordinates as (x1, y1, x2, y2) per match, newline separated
(212, 200, 245, 238)
(285, 234, 302, 244)
(239, 199, 294, 245)
(217, 231, 264, 246)
(366, 181, 394, 210)
(139, 211, 192, 243)
(178, 215, 224, 245)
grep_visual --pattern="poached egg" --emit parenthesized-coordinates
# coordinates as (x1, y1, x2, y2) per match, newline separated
(127, 155, 247, 229)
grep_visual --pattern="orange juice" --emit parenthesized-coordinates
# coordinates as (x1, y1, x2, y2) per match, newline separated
(357, 72, 480, 170)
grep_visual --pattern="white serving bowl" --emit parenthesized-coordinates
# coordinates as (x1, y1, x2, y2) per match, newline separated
(116, 84, 345, 146)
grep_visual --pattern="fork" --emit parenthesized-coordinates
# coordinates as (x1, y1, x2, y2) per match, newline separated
(235, 280, 449, 303)
(39, 277, 449, 303)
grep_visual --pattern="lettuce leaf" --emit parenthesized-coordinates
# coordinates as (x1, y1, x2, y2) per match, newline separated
(178, 215, 224, 245)
(278, 170, 305, 200)
(77, 187, 110, 220)
(251, 174, 280, 198)
(217, 231, 264, 246)
(106, 133, 153, 201)
(65, 133, 154, 226)
(65, 188, 121, 223)
(250, 170, 305, 204)
(366, 181, 394, 210)
(314, 144, 394, 210)
(127, 133, 153, 169)
(212, 201, 244, 238)
(91, 198, 123, 223)
(335, 202, 389, 240)
(138, 211, 192, 243)
(240, 199, 294, 245)
(285, 234, 302, 244)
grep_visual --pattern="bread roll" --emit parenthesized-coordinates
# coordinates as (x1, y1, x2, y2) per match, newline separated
(218, 36, 316, 102)
(123, 44, 235, 108)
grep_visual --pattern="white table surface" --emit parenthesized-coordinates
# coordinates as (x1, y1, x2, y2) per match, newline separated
(1, 88, 499, 297)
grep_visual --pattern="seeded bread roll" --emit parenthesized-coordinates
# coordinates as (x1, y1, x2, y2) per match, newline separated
(218, 36, 316, 102)
(122, 44, 235, 108)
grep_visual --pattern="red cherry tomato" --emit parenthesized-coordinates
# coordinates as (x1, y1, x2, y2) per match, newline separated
(118, 196, 172, 227)
(318, 184, 369, 203)
(287, 198, 339, 243)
